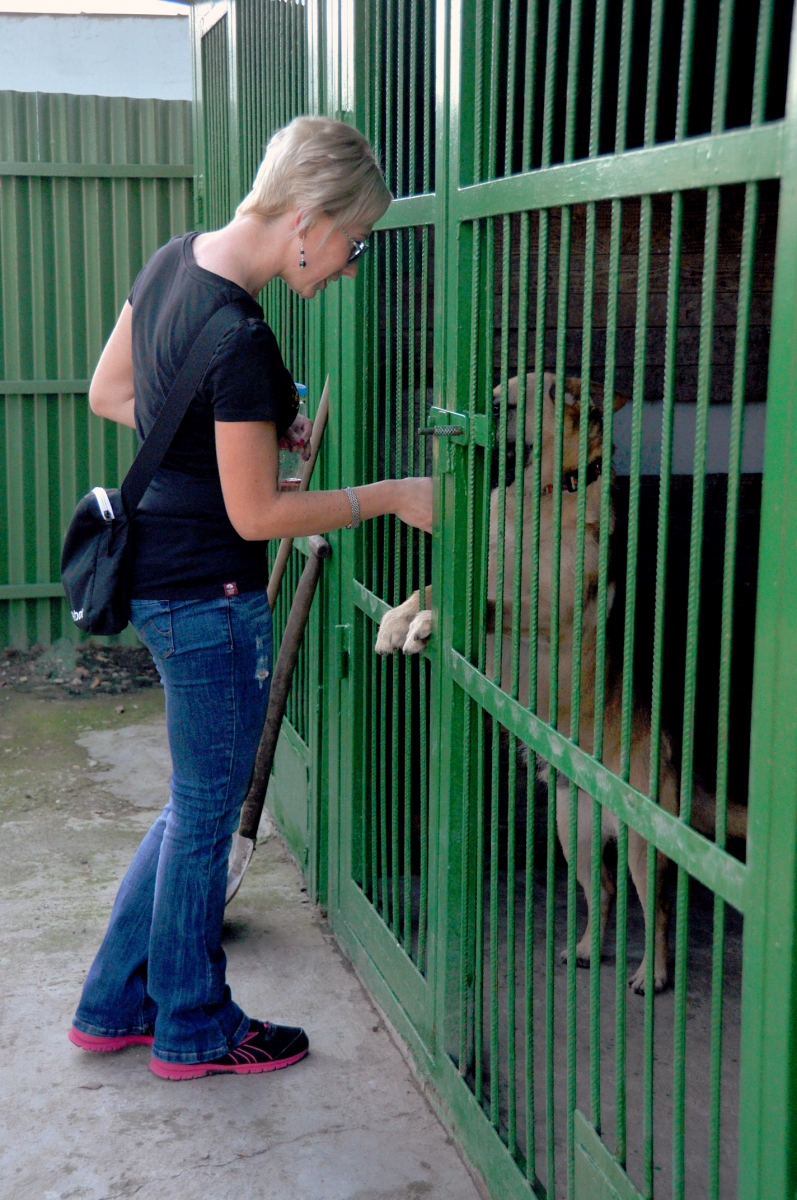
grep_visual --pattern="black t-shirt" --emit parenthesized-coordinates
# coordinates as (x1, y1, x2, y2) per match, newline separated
(128, 232, 298, 599)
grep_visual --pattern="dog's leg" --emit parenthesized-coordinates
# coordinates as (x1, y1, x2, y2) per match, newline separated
(403, 607, 433, 654)
(375, 588, 423, 654)
(557, 781, 614, 967)
(626, 829, 669, 994)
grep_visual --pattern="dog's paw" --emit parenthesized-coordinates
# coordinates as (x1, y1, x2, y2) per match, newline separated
(376, 606, 416, 655)
(403, 610, 432, 654)
(628, 959, 667, 995)
(561, 942, 593, 970)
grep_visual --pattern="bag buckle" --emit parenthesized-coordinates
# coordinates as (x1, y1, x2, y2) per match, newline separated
(91, 486, 115, 522)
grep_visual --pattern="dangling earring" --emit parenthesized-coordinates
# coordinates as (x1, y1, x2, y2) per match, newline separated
(299, 239, 306, 269)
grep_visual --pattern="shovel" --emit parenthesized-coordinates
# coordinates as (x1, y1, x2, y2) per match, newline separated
(226, 379, 330, 903)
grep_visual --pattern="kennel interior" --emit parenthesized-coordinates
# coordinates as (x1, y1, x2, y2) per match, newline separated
(190, 1, 797, 1197)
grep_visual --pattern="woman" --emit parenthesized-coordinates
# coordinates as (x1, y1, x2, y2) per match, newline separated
(68, 116, 432, 1081)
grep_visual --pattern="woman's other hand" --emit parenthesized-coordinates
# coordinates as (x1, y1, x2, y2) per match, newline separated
(393, 476, 433, 534)
(278, 413, 313, 461)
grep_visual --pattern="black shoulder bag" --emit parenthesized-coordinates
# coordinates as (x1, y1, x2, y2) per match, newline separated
(61, 301, 248, 636)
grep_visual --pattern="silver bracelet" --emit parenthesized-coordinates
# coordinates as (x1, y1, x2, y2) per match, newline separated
(344, 486, 361, 530)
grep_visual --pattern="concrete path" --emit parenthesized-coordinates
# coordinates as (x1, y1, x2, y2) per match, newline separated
(0, 691, 484, 1200)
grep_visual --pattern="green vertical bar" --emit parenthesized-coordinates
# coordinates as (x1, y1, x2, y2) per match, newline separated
(538, 10, 563, 1191)
(368, 227, 381, 915)
(702, 2, 748, 1192)
(498, 142, 518, 1155)
(626, 194, 655, 1192)
(519, 0, 539, 1166)
(403, 229, 414, 953)
(584, 0, 609, 1135)
(489, 715, 500, 1128)
(474, 693, 486, 1107)
(386, 0, 395, 191)
(417, 221, 431, 972)
(606, 0, 636, 1172)
(562, 0, 584, 1191)
(460, 217, 481, 1074)
(390, 227, 402, 938)
(737, 10, 797, 1185)
(397, 0, 406, 196)
(531, 209, 551, 1180)
(486, 0, 501, 180)
(383, 227, 394, 930)
(423, 0, 433, 192)
(487, 222, 503, 1139)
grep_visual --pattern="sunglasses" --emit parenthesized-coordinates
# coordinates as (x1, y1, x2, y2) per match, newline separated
(343, 232, 369, 263)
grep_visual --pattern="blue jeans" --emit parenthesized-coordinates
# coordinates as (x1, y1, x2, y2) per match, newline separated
(72, 591, 272, 1063)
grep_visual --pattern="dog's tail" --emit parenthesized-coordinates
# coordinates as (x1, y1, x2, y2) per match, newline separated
(689, 781, 748, 842)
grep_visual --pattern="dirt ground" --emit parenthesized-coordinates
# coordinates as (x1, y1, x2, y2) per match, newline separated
(0, 681, 484, 1200)
(0, 639, 160, 701)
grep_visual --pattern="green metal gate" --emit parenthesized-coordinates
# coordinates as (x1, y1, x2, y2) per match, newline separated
(191, 1, 797, 1195)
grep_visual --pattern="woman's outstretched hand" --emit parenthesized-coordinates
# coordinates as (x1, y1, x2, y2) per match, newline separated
(393, 476, 433, 534)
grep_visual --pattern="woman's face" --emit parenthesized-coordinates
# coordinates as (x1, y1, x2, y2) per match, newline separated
(284, 215, 370, 299)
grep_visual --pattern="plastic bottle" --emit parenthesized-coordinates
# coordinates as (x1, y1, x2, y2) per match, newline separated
(278, 382, 308, 491)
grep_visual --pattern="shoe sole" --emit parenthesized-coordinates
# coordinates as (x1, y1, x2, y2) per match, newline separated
(149, 1047, 308, 1080)
(69, 1026, 154, 1053)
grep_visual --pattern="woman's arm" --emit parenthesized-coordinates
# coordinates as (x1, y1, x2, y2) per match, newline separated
(89, 302, 136, 429)
(215, 419, 433, 539)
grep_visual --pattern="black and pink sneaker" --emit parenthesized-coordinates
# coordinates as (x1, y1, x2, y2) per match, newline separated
(149, 1019, 309, 1081)
(68, 1025, 154, 1053)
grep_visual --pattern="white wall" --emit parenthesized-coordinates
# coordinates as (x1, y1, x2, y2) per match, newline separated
(0, 13, 191, 99)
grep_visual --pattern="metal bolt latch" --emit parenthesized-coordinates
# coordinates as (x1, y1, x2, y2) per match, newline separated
(419, 425, 465, 437)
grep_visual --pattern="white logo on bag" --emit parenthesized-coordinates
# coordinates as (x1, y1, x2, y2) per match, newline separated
(71, 609, 84, 622)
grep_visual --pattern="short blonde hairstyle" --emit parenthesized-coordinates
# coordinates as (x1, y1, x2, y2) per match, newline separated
(236, 116, 391, 232)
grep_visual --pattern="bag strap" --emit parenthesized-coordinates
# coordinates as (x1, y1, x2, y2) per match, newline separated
(120, 300, 251, 516)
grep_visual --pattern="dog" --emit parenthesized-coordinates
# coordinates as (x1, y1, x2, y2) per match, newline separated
(376, 371, 746, 994)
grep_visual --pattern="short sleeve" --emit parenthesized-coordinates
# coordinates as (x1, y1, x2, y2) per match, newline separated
(203, 318, 299, 435)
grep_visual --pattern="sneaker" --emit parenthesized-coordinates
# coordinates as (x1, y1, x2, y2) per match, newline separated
(69, 1025, 154, 1053)
(149, 1020, 309, 1081)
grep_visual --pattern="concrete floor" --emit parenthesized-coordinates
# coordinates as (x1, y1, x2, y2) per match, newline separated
(0, 689, 484, 1200)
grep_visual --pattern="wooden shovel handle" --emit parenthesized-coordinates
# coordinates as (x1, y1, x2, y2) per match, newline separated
(239, 534, 331, 842)
(267, 376, 330, 610)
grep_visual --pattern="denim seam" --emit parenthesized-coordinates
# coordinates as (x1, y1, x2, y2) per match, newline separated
(200, 597, 238, 1015)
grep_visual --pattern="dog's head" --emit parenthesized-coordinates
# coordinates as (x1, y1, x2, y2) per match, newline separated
(491, 371, 627, 489)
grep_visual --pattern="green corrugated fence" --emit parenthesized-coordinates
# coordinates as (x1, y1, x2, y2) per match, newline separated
(0, 89, 193, 649)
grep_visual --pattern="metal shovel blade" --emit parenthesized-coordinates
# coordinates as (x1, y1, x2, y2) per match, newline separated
(226, 832, 255, 904)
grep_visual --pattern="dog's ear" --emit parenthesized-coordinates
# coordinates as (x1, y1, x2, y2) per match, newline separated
(586, 380, 628, 412)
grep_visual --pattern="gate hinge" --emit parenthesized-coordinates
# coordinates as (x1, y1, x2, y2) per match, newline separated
(334, 623, 351, 679)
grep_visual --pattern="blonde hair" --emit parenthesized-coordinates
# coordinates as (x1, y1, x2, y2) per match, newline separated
(236, 116, 391, 232)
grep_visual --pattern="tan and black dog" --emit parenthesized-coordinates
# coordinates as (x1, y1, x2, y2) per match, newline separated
(376, 371, 745, 993)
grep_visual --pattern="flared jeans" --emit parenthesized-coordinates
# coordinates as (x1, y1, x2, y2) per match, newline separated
(72, 590, 272, 1063)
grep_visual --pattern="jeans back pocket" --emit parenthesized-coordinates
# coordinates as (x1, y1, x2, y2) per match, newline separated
(131, 601, 174, 660)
